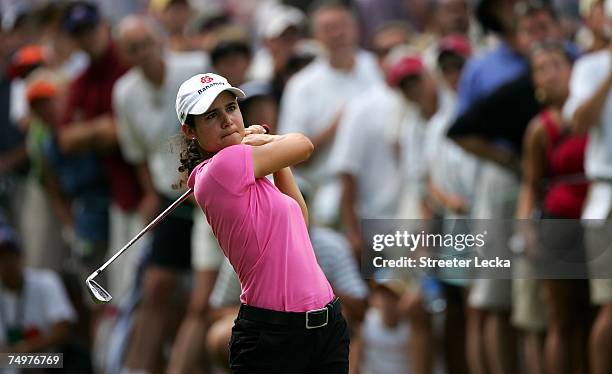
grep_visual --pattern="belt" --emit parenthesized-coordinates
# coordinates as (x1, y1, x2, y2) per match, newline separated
(238, 298, 341, 330)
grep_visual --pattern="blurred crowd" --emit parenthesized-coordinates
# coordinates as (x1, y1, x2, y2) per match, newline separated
(0, 0, 611, 373)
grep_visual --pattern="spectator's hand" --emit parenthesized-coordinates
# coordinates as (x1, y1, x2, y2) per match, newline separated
(139, 192, 160, 224)
(514, 220, 541, 260)
(241, 134, 279, 146)
(445, 194, 467, 214)
(93, 115, 118, 151)
(398, 290, 427, 321)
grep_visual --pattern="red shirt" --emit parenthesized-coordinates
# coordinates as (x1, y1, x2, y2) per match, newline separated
(60, 42, 141, 211)
(540, 110, 589, 218)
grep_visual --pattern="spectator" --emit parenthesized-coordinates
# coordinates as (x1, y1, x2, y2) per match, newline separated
(278, 0, 383, 225)
(148, 0, 195, 52)
(21, 67, 71, 273)
(210, 27, 252, 87)
(0, 45, 32, 242)
(449, 2, 565, 373)
(436, 34, 472, 92)
(386, 51, 461, 374)
(369, 21, 412, 65)
(575, 0, 610, 52)
(517, 41, 590, 374)
(352, 0, 411, 47)
(34, 2, 88, 80)
(187, 6, 233, 53)
(248, 4, 306, 83)
(328, 22, 409, 255)
(357, 280, 411, 374)
(563, 17, 612, 374)
(59, 1, 142, 304)
(0, 218, 79, 371)
(433, 0, 471, 37)
(113, 15, 212, 373)
(238, 81, 279, 132)
(415, 0, 473, 67)
(425, 34, 474, 374)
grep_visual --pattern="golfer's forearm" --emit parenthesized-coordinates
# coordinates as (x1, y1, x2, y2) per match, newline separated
(273, 167, 309, 224)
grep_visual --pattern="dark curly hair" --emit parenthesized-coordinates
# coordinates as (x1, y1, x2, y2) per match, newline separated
(177, 114, 206, 186)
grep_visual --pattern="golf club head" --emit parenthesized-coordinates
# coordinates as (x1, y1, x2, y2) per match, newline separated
(86, 276, 113, 304)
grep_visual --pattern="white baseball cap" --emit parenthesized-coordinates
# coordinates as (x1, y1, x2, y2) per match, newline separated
(175, 73, 246, 124)
(261, 5, 304, 39)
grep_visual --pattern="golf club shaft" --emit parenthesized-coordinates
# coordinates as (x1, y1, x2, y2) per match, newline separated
(94, 188, 194, 274)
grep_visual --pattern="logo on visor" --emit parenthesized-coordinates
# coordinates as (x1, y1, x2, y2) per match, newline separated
(201, 75, 213, 84)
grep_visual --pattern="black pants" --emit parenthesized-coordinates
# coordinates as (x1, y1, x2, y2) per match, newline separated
(229, 299, 350, 373)
(146, 195, 194, 270)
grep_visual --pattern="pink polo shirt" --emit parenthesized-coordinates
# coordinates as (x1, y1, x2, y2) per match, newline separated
(188, 144, 334, 312)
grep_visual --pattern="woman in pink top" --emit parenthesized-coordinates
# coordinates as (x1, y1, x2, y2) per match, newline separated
(175, 73, 348, 373)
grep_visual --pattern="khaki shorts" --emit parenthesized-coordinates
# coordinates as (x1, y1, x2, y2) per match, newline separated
(584, 217, 612, 305)
(468, 278, 512, 310)
(583, 183, 612, 305)
(511, 257, 547, 331)
(587, 217, 612, 304)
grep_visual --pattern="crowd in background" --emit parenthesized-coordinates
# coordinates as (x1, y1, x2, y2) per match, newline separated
(0, 0, 611, 373)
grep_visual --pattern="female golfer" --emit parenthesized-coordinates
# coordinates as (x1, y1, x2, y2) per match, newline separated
(175, 73, 349, 373)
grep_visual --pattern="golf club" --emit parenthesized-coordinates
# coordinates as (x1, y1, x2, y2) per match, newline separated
(86, 187, 194, 303)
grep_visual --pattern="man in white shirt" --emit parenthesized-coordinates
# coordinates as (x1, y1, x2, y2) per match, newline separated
(387, 53, 459, 220)
(380, 51, 460, 374)
(113, 16, 220, 374)
(277, 0, 383, 225)
(0, 220, 76, 374)
(328, 85, 404, 251)
(563, 45, 612, 374)
(327, 23, 410, 254)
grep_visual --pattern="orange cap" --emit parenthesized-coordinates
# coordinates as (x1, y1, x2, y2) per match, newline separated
(26, 81, 57, 103)
(12, 45, 46, 67)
